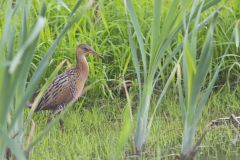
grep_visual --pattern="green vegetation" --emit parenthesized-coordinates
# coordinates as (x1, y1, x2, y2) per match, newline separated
(0, 0, 239, 159)
(30, 89, 240, 159)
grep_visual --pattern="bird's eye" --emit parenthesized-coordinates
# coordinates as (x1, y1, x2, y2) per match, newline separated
(82, 46, 88, 51)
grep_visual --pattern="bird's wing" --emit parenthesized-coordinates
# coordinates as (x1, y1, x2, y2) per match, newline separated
(36, 70, 76, 111)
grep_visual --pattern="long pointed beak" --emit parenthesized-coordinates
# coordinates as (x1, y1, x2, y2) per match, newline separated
(89, 50, 103, 59)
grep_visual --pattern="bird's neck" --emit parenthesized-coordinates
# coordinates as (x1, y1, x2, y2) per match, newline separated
(76, 54, 89, 78)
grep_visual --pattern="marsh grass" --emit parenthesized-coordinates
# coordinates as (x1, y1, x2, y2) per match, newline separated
(29, 87, 240, 159)
(123, 0, 227, 154)
(0, 0, 239, 159)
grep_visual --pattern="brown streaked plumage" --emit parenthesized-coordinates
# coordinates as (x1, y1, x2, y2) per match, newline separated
(30, 44, 101, 129)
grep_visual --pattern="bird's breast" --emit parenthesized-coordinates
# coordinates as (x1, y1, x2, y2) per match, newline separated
(70, 73, 88, 100)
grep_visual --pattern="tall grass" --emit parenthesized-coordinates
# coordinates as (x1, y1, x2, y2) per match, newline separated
(177, 1, 221, 158)
(0, 0, 88, 159)
(177, 2, 240, 157)
(124, 0, 220, 152)
(1, 0, 239, 159)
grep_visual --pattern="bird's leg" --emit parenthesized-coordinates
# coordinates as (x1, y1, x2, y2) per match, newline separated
(56, 105, 65, 132)
(47, 112, 64, 131)
(52, 105, 65, 132)
(59, 118, 64, 132)
(47, 112, 54, 124)
(47, 106, 64, 132)
(46, 105, 65, 132)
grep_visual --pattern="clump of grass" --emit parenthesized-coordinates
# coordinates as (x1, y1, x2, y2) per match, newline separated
(177, 1, 220, 158)
(124, 0, 221, 153)
(176, 1, 240, 159)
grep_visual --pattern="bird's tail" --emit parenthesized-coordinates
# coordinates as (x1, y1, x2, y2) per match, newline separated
(27, 92, 39, 109)
(27, 101, 33, 108)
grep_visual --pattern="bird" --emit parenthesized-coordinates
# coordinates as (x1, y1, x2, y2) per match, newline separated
(28, 44, 102, 130)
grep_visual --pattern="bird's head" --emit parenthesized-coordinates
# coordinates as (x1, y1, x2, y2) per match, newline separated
(76, 44, 102, 58)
